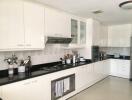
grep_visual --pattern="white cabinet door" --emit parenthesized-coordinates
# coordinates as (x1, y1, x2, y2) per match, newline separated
(45, 7, 71, 37)
(2, 77, 46, 100)
(76, 65, 89, 90)
(40, 75, 52, 100)
(108, 24, 132, 47)
(93, 60, 110, 81)
(80, 21, 86, 44)
(0, 0, 24, 50)
(87, 19, 108, 47)
(0, 87, 2, 99)
(0, 1, 45, 51)
(92, 20, 101, 46)
(86, 64, 95, 84)
(117, 61, 130, 78)
(70, 17, 87, 47)
(110, 59, 130, 78)
(102, 60, 110, 76)
(24, 1, 45, 49)
(93, 61, 103, 79)
(76, 64, 94, 90)
(71, 19, 78, 44)
(99, 25, 108, 47)
(110, 59, 118, 76)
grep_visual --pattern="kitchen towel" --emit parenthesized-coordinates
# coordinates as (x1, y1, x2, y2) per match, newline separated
(63, 78, 70, 93)
(55, 80, 64, 97)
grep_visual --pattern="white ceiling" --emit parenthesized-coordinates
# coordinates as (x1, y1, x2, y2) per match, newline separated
(34, 0, 132, 25)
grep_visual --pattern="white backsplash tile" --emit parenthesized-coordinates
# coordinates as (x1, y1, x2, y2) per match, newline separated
(100, 47, 130, 56)
(0, 44, 71, 70)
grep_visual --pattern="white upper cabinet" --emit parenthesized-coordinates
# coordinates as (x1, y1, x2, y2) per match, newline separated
(70, 17, 87, 46)
(91, 19, 108, 46)
(99, 25, 108, 47)
(80, 21, 86, 44)
(24, 1, 45, 49)
(86, 18, 108, 47)
(92, 19, 101, 46)
(71, 19, 78, 44)
(0, 0, 45, 51)
(108, 24, 132, 47)
(0, 0, 25, 50)
(45, 7, 71, 37)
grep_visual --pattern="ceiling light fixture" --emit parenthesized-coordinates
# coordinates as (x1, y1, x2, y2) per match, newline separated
(119, 0, 132, 9)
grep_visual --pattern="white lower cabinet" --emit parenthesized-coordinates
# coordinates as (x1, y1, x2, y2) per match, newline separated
(93, 60, 110, 81)
(2, 59, 127, 100)
(110, 59, 130, 78)
(76, 61, 109, 92)
(1, 77, 47, 100)
(103, 60, 110, 76)
(76, 65, 90, 90)
(0, 87, 2, 99)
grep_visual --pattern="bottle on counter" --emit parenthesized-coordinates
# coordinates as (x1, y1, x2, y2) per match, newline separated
(24, 56, 32, 75)
(72, 55, 76, 64)
(8, 64, 14, 75)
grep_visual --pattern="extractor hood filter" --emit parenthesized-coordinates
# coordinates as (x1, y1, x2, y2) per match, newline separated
(46, 37, 72, 44)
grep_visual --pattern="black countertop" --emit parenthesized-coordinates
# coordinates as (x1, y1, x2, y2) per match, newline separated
(106, 55, 130, 60)
(0, 60, 92, 86)
(0, 57, 130, 86)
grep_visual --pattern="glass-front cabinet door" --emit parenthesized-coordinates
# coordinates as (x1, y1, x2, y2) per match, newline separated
(80, 21, 86, 44)
(71, 19, 78, 44)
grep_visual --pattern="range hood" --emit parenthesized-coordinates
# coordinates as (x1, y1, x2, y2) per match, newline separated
(46, 37, 72, 44)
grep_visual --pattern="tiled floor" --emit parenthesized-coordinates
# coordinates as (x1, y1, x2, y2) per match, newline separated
(68, 76, 132, 100)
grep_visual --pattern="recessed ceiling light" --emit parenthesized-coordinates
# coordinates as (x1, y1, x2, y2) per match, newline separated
(92, 10, 103, 14)
(119, 0, 132, 9)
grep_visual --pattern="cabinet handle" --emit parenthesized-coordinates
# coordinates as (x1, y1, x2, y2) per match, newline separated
(17, 44, 24, 46)
(26, 44, 31, 46)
